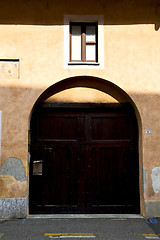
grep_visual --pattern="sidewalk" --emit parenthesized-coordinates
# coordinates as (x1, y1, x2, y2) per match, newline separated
(0, 217, 160, 240)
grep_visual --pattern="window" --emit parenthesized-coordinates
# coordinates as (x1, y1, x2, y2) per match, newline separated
(64, 15, 104, 68)
(70, 23, 98, 62)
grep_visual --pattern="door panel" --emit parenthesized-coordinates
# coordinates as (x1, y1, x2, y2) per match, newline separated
(92, 146, 130, 205)
(38, 116, 79, 140)
(29, 105, 139, 214)
(43, 146, 72, 206)
(90, 116, 131, 140)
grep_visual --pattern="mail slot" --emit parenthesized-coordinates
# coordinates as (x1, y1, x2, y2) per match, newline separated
(33, 160, 43, 175)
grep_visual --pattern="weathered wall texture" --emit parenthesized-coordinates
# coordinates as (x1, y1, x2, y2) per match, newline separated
(0, 60, 19, 79)
(151, 167, 160, 196)
(0, 0, 160, 218)
(0, 157, 27, 198)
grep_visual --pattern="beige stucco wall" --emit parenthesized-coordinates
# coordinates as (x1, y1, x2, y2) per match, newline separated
(0, 0, 160, 217)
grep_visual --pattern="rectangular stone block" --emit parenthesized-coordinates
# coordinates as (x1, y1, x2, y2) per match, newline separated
(0, 198, 27, 218)
(145, 201, 160, 218)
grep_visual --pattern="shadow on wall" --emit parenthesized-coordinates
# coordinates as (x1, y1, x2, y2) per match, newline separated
(0, 82, 159, 137)
(0, 83, 160, 213)
(0, 0, 160, 30)
(0, 83, 159, 145)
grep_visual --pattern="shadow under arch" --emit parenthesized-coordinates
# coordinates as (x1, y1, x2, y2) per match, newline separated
(31, 76, 141, 123)
(29, 75, 143, 215)
(35, 76, 134, 102)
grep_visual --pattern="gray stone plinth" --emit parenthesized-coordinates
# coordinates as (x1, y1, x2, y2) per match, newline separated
(145, 201, 160, 218)
(0, 198, 27, 219)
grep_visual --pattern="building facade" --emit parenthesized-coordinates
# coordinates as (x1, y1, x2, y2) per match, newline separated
(0, 0, 160, 218)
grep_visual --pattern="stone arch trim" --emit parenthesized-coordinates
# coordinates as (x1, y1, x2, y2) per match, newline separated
(31, 76, 142, 125)
(37, 76, 130, 102)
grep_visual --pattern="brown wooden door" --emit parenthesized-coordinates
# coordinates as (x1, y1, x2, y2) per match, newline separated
(29, 104, 140, 214)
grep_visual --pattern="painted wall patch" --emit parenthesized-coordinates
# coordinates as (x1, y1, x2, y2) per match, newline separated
(151, 167, 160, 196)
(0, 157, 26, 182)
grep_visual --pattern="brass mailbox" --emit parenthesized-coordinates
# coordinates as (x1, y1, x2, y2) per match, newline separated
(33, 160, 43, 175)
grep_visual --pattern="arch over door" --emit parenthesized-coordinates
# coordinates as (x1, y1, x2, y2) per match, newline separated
(29, 103, 139, 214)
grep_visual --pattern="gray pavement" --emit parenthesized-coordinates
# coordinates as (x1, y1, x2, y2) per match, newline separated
(0, 217, 160, 240)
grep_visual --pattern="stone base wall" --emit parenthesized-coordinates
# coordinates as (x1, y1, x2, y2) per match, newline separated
(145, 201, 160, 218)
(1, 198, 160, 218)
(0, 198, 27, 219)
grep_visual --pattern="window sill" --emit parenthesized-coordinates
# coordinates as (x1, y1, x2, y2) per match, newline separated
(68, 62, 100, 66)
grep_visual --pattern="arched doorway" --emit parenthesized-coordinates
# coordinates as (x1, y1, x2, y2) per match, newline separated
(29, 76, 140, 214)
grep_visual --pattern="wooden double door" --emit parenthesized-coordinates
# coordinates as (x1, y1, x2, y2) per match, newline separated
(29, 104, 140, 214)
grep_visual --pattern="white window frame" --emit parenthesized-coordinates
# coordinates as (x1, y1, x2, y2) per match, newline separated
(64, 15, 104, 69)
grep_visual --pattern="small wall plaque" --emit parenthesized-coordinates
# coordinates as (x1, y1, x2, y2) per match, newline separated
(145, 130, 151, 134)
(0, 59, 19, 79)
